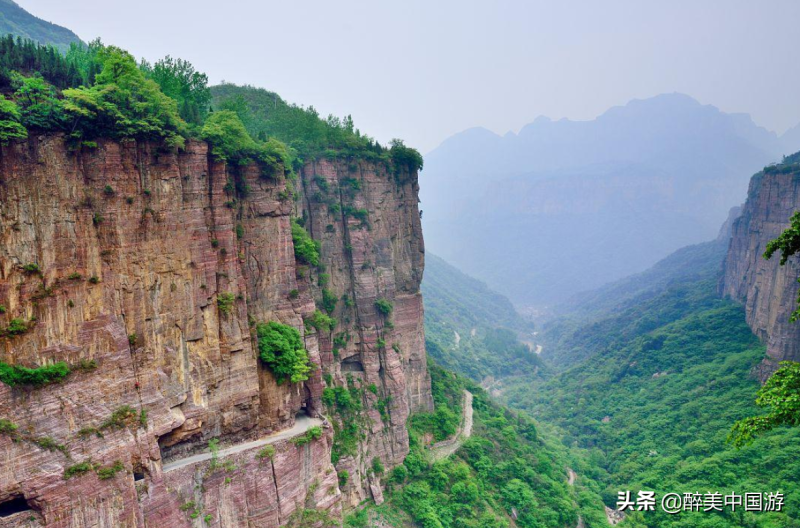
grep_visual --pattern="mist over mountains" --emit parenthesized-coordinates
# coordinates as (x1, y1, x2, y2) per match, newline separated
(421, 92, 800, 309)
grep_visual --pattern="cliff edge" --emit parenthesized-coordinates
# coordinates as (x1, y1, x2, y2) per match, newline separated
(0, 135, 431, 527)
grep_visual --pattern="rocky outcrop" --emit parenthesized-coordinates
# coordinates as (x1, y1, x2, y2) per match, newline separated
(721, 161, 800, 368)
(0, 135, 431, 526)
(297, 159, 432, 507)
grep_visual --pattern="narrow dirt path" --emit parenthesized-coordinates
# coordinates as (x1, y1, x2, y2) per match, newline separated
(567, 467, 577, 486)
(163, 415, 323, 472)
(566, 468, 585, 528)
(429, 390, 473, 462)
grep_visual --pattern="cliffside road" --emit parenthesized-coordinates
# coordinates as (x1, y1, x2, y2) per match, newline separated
(163, 415, 324, 473)
(429, 390, 473, 462)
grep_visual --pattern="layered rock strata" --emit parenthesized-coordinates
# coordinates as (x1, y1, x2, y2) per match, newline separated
(0, 135, 431, 526)
(721, 162, 800, 370)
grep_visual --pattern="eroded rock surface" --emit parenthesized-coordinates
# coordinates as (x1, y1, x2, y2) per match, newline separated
(0, 136, 431, 526)
(721, 165, 800, 369)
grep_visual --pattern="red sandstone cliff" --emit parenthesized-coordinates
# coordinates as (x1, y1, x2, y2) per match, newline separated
(721, 161, 800, 372)
(0, 135, 431, 526)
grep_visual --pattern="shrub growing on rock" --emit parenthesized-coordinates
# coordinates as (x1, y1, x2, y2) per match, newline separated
(256, 322, 311, 384)
(0, 361, 70, 387)
(291, 219, 320, 266)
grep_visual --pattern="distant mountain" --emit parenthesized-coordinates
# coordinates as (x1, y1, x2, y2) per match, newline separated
(0, 0, 81, 51)
(421, 93, 800, 309)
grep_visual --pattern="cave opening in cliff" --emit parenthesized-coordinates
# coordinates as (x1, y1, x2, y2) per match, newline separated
(0, 496, 32, 518)
(341, 356, 364, 373)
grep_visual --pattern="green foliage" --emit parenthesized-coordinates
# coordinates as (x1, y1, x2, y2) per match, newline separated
(389, 138, 424, 173)
(409, 365, 463, 442)
(0, 418, 19, 435)
(101, 405, 139, 430)
(199, 108, 290, 177)
(208, 437, 220, 470)
(764, 211, 800, 321)
(63, 461, 93, 480)
(374, 298, 393, 317)
(2, 317, 29, 336)
(34, 436, 66, 454)
(306, 310, 336, 333)
(200, 109, 256, 161)
(256, 321, 312, 384)
(0, 361, 70, 387)
(384, 361, 575, 528)
(503, 279, 800, 528)
(12, 73, 67, 130)
(217, 292, 236, 315)
(0, 93, 28, 143)
(371, 457, 385, 475)
(422, 253, 544, 382)
(62, 46, 187, 147)
(0, 39, 304, 174)
(211, 84, 398, 165)
(144, 56, 210, 125)
(256, 445, 276, 460)
(730, 361, 800, 447)
(291, 219, 320, 266)
(96, 460, 124, 480)
(321, 289, 338, 314)
(0, 36, 84, 89)
(323, 382, 367, 463)
(291, 425, 323, 446)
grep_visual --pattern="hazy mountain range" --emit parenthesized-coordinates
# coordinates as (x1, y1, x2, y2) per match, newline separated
(420, 92, 800, 309)
(0, 0, 81, 51)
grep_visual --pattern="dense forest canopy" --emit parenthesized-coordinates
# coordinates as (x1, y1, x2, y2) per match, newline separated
(0, 35, 422, 177)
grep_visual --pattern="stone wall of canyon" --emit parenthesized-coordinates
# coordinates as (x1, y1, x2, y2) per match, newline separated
(0, 135, 431, 527)
(721, 163, 800, 370)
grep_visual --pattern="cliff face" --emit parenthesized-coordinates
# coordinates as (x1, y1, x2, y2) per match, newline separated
(0, 135, 431, 526)
(721, 165, 800, 370)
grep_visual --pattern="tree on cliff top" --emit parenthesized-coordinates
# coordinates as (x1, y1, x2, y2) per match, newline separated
(0, 94, 27, 143)
(62, 46, 187, 147)
(143, 55, 210, 126)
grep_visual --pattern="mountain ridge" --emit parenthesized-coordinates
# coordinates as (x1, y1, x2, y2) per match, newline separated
(421, 92, 799, 307)
(0, 0, 81, 51)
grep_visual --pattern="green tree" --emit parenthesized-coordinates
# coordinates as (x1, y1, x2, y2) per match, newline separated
(291, 219, 320, 266)
(146, 56, 211, 125)
(256, 321, 312, 384)
(729, 361, 800, 446)
(0, 94, 27, 143)
(12, 73, 66, 130)
(764, 210, 800, 321)
(62, 46, 187, 147)
(200, 109, 257, 162)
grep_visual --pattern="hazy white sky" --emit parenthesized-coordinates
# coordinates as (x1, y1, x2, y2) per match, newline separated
(17, 0, 800, 152)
